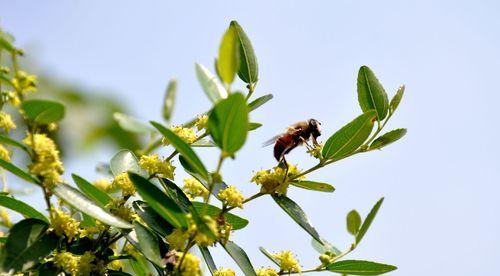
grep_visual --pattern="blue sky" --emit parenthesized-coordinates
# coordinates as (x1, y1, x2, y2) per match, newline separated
(1, 0, 499, 275)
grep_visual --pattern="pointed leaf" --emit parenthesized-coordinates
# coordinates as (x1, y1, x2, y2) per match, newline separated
(199, 246, 217, 274)
(357, 66, 389, 121)
(113, 113, 154, 134)
(272, 194, 323, 244)
(0, 219, 58, 272)
(192, 202, 249, 230)
(356, 198, 384, 244)
(390, 85, 405, 113)
(217, 25, 240, 84)
(322, 111, 376, 159)
(128, 173, 187, 228)
(0, 135, 29, 153)
(327, 260, 397, 275)
(0, 195, 48, 223)
(134, 221, 162, 266)
(133, 201, 174, 237)
(53, 184, 133, 229)
(162, 79, 177, 122)
(110, 150, 147, 177)
(248, 94, 273, 111)
(346, 210, 362, 235)
(0, 159, 40, 186)
(230, 21, 258, 84)
(21, 99, 65, 124)
(195, 63, 228, 103)
(291, 180, 335, 193)
(208, 93, 249, 154)
(222, 240, 257, 276)
(0, 36, 16, 53)
(249, 122, 262, 131)
(258, 247, 279, 266)
(370, 129, 407, 150)
(311, 238, 342, 256)
(151, 122, 209, 180)
(72, 174, 112, 206)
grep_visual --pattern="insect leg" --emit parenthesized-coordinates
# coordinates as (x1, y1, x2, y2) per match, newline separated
(281, 155, 289, 182)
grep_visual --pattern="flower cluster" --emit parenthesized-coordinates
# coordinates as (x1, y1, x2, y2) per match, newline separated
(111, 172, 135, 197)
(163, 126, 198, 144)
(182, 177, 208, 199)
(251, 164, 304, 194)
(272, 250, 301, 273)
(256, 267, 279, 276)
(11, 70, 37, 95)
(93, 178, 112, 192)
(53, 251, 95, 275)
(139, 153, 175, 179)
(0, 144, 11, 161)
(195, 114, 209, 131)
(175, 252, 201, 276)
(218, 185, 244, 208)
(50, 208, 80, 241)
(23, 133, 64, 187)
(214, 267, 236, 276)
(0, 112, 16, 133)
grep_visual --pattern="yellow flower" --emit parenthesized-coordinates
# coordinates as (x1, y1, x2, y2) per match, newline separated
(175, 252, 201, 276)
(53, 251, 95, 276)
(164, 126, 197, 144)
(107, 260, 122, 271)
(195, 115, 208, 131)
(111, 205, 135, 222)
(251, 164, 303, 195)
(93, 178, 111, 192)
(23, 134, 64, 187)
(307, 143, 323, 159)
(0, 112, 16, 133)
(187, 214, 219, 246)
(272, 250, 301, 273)
(214, 268, 236, 276)
(111, 172, 135, 197)
(218, 186, 244, 208)
(139, 154, 175, 179)
(0, 208, 11, 228)
(80, 222, 106, 238)
(256, 267, 279, 276)
(5, 91, 20, 106)
(51, 208, 80, 241)
(182, 177, 208, 199)
(219, 222, 232, 245)
(11, 70, 37, 94)
(166, 228, 189, 250)
(0, 144, 11, 161)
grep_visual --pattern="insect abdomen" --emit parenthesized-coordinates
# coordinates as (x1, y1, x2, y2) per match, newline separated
(274, 135, 296, 161)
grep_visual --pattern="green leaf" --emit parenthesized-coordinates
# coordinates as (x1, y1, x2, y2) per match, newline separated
(347, 210, 362, 235)
(53, 184, 133, 229)
(199, 246, 217, 275)
(189, 205, 217, 241)
(0, 195, 48, 223)
(21, 99, 65, 124)
(322, 111, 376, 159)
(249, 122, 262, 131)
(326, 260, 397, 275)
(151, 122, 209, 180)
(272, 194, 323, 245)
(133, 201, 174, 237)
(356, 197, 384, 244)
(258, 247, 279, 266)
(357, 66, 389, 121)
(160, 178, 192, 213)
(0, 36, 16, 53)
(390, 85, 405, 113)
(128, 173, 187, 228)
(248, 94, 273, 111)
(0, 159, 40, 186)
(217, 25, 240, 84)
(369, 129, 407, 150)
(208, 93, 249, 154)
(290, 180, 335, 193)
(192, 202, 249, 230)
(230, 21, 258, 84)
(195, 63, 228, 103)
(162, 79, 177, 122)
(191, 138, 216, 147)
(134, 221, 162, 266)
(222, 240, 257, 276)
(72, 174, 112, 206)
(0, 219, 58, 273)
(113, 113, 154, 134)
(110, 150, 147, 177)
(311, 238, 342, 256)
(0, 135, 30, 153)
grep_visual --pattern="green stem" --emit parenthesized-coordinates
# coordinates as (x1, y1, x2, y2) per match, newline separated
(245, 83, 255, 101)
(224, 192, 264, 213)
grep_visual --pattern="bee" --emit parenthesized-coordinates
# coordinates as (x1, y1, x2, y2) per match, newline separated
(264, 119, 322, 178)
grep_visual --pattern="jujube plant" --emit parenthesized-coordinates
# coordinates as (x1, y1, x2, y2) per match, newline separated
(0, 20, 406, 275)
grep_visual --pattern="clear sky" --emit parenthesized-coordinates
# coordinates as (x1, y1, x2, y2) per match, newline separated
(1, 0, 499, 275)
